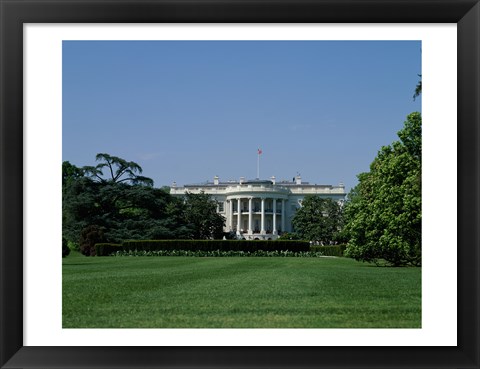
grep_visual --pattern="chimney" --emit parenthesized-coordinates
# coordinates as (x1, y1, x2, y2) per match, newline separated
(239, 176, 245, 184)
(270, 176, 276, 185)
(171, 181, 177, 188)
(295, 175, 302, 185)
(214, 175, 219, 185)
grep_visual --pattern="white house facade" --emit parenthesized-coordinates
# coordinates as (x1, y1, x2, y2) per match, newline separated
(170, 175, 346, 240)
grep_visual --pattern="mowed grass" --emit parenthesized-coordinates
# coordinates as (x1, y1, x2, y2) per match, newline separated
(63, 253, 421, 328)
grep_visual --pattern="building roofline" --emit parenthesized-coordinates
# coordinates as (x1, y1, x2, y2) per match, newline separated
(172, 177, 345, 189)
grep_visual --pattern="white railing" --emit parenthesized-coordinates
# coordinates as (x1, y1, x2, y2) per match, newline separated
(170, 187, 227, 195)
(225, 185, 290, 195)
(289, 187, 346, 195)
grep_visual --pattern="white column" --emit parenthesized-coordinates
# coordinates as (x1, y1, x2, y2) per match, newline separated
(272, 199, 277, 235)
(261, 198, 265, 234)
(229, 200, 233, 231)
(237, 198, 241, 235)
(281, 199, 286, 233)
(248, 197, 253, 234)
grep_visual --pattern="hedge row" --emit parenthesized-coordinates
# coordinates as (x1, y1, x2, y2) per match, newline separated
(95, 241, 347, 257)
(114, 249, 324, 257)
(95, 243, 122, 256)
(310, 244, 347, 257)
(122, 239, 310, 252)
(95, 240, 310, 256)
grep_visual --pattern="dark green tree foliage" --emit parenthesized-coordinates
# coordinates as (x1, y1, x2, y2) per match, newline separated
(291, 196, 343, 245)
(182, 192, 225, 239)
(62, 176, 99, 244)
(62, 154, 226, 246)
(62, 154, 174, 244)
(62, 237, 70, 258)
(63, 178, 175, 244)
(162, 198, 195, 239)
(344, 112, 421, 266)
(277, 232, 302, 240)
(83, 153, 154, 186)
(102, 184, 173, 241)
(62, 161, 84, 186)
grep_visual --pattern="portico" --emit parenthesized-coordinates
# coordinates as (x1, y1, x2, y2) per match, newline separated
(227, 194, 287, 240)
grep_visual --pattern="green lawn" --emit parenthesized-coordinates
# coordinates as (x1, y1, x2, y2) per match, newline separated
(63, 253, 421, 328)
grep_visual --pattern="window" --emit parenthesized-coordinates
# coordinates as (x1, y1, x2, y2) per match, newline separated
(218, 202, 224, 212)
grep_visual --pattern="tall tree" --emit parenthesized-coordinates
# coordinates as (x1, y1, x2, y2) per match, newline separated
(182, 192, 225, 239)
(63, 154, 169, 245)
(82, 153, 154, 186)
(291, 196, 343, 245)
(343, 112, 421, 266)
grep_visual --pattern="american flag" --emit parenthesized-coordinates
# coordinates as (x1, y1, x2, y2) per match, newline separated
(258, 148, 262, 155)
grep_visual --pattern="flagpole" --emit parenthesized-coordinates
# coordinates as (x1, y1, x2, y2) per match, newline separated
(257, 148, 262, 179)
(257, 152, 260, 179)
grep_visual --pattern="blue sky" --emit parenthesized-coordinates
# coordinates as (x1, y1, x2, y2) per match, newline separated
(63, 40, 421, 191)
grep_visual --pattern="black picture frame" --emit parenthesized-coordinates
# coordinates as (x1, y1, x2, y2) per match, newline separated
(1, 1, 479, 368)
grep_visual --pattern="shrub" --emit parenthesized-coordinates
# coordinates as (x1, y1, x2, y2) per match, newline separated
(95, 243, 122, 256)
(121, 239, 310, 253)
(79, 225, 106, 256)
(277, 232, 302, 240)
(114, 249, 325, 257)
(62, 237, 70, 258)
(68, 240, 79, 252)
(310, 244, 347, 257)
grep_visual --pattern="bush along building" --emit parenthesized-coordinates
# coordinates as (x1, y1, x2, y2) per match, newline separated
(170, 175, 346, 240)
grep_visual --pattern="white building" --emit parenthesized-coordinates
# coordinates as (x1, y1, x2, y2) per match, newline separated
(170, 175, 346, 240)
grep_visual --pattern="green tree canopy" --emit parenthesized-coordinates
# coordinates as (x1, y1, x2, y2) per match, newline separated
(182, 192, 225, 240)
(82, 153, 154, 186)
(63, 154, 171, 248)
(62, 177, 174, 246)
(344, 112, 421, 266)
(291, 195, 343, 245)
(62, 154, 226, 250)
(62, 161, 84, 186)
